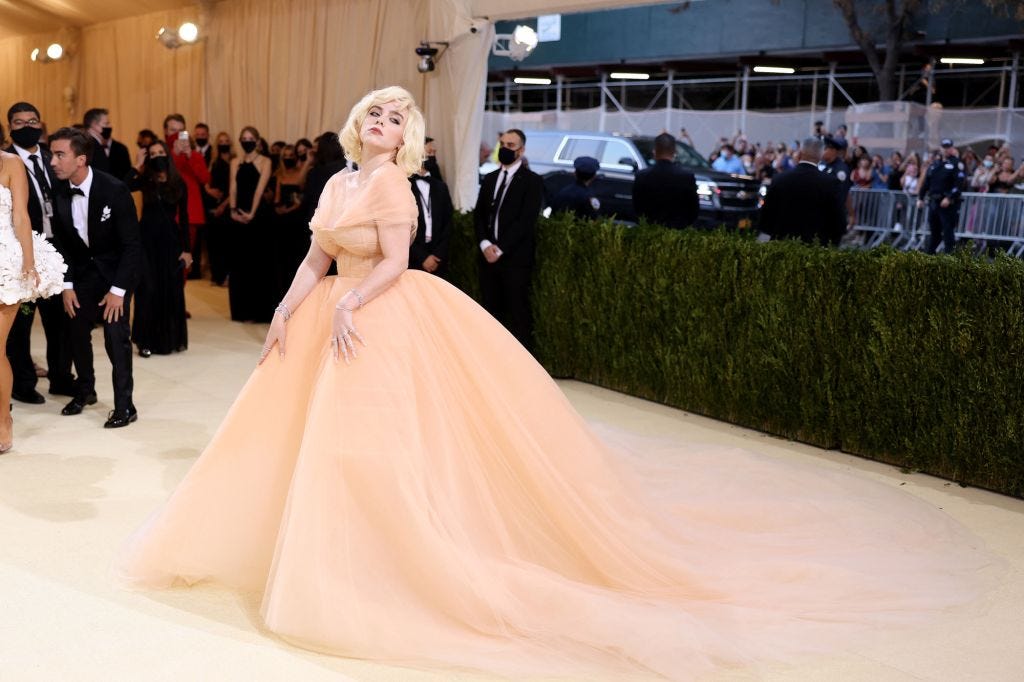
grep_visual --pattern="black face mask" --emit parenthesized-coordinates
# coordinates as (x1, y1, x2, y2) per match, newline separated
(10, 126, 42, 149)
(101, 126, 113, 140)
(297, 153, 308, 163)
(282, 157, 298, 169)
(240, 140, 257, 154)
(195, 137, 209, 147)
(497, 147, 518, 166)
(149, 156, 170, 173)
(217, 144, 232, 154)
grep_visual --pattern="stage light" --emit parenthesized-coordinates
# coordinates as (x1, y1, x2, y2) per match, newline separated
(30, 43, 67, 63)
(753, 65, 795, 74)
(939, 57, 985, 65)
(47, 43, 63, 60)
(30, 48, 40, 62)
(178, 22, 199, 43)
(609, 72, 650, 80)
(492, 25, 539, 62)
(514, 77, 551, 85)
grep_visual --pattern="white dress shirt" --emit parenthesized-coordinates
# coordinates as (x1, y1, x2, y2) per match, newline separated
(64, 167, 126, 297)
(12, 143, 53, 238)
(479, 159, 522, 254)
(414, 176, 433, 243)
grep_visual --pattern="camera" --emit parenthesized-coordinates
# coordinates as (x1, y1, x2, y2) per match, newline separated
(416, 44, 438, 73)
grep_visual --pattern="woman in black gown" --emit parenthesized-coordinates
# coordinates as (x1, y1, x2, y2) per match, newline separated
(227, 126, 275, 322)
(125, 141, 191, 357)
(272, 144, 310, 296)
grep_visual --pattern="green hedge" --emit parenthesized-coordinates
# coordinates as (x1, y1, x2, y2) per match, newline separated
(448, 212, 1024, 498)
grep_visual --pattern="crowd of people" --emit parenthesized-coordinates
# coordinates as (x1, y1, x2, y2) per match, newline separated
(0, 100, 456, 443)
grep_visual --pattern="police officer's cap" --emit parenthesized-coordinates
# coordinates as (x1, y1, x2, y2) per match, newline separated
(823, 135, 848, 151)
(940, 138, 954, 148)
(574, 156, 600, 175)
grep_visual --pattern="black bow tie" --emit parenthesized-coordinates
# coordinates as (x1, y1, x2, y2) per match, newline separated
(412, 174, 430, 182)
(70, 187, 85, 197)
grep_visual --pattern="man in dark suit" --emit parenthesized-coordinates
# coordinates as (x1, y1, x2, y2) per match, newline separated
(83, 108, 131, 180)
(759, 137, 846, 245)
(632, 133, 699, 229)
(473, 128, 544, 350)
(193, 123, 213, 166)
(48, 127, 142, 428)
(4, 102, 76, 403)
(409, 163, 453, 279)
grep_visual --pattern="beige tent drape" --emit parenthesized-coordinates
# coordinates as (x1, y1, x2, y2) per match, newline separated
(0, 0, 491, 208)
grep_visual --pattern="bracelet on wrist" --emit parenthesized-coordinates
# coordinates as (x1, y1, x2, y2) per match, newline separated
(274, 302, 291, 321)
(348, 289, 365, 308)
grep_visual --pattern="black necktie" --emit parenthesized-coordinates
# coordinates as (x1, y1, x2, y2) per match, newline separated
(27, 154, 52, 201)
(490, 170, 508, 240)
(70, 187, 85, 197)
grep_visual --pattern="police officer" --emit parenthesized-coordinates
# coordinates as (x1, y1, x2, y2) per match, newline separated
(917, 138, 965, 254)
(550, 155, 601, 220)
(819, 135, 852, 233)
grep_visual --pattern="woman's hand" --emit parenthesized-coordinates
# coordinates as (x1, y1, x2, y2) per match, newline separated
(179, 252, 194, 270)
(330, 306, 366, 364)
(259, 315, 287, 364)
(21, 263, 40, 289)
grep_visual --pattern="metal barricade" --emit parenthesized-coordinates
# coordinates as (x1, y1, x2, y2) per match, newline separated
(957, 193, 1024, 256)
(849, 189, 1024, 255)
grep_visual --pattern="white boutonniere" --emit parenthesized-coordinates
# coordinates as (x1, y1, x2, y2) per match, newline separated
(101, 205, 112, 222)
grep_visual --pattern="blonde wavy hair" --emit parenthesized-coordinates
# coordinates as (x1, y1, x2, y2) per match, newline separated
(339, 86, 425, 176)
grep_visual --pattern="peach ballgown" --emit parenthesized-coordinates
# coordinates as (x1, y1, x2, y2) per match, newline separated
(120, 162, 994, 680)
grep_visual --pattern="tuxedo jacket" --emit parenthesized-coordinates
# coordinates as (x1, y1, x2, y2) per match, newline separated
(51, 169, 142, 291)
(473, 166, 544, 268)
(632, 159, 699, 229)
(409, 175, 453, 266)
(3, 145, 61, 236)
(760, 163, 845, 246)
(90, 139, 132, 181)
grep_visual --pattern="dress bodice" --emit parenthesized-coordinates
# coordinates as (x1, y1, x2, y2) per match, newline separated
(0, 184, 13, 232)
(235, 162, 260, 212)
(309, 163, 417, 278)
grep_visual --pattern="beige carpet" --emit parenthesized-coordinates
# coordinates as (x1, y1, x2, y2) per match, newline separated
(1, 280, 1021, 681)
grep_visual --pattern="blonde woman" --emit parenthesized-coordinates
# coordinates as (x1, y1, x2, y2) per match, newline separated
(119, 87, 990, 680)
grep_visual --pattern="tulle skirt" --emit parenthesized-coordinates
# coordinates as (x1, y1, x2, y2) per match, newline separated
(118, 270, 995, 680)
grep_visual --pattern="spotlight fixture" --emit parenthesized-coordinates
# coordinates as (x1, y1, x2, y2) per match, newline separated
(30, 42, 66, 63)
(157, 21, 202, 49)
(415, 41, 449, 74)
(939, 57, 985, 65)
(492, 25, 539, 62)
(609, 72, 650, 80)
(753, 65, 795, 74)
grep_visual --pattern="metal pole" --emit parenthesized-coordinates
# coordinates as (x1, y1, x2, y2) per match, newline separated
(555, 74, 564, 113)
(1008, 53, 1020, 144)
(825, 62, 836, 132)
(599, 73, 607, 133)
(740, 66, 750, 135)
(810, 71, 818, 134)
(925, 58, 934, 108)
(503, 77, 511, 131)
(898, 64, 905, 101)
(665, 69, 674, 132)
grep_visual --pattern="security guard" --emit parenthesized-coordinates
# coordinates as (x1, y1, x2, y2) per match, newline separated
(550, 156, 601, 220)
(818, 135, 853, 233)
(917, 138, 965, 254)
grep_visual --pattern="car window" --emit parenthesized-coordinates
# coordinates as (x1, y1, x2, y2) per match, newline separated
(523, 134, 565, 165)
(557, 137, 603, 163)
(634, 138, 710, 170)
(600, 139, 636, 168)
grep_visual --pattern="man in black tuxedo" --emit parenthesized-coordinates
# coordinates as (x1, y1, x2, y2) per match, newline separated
(759, 137, 845, 245)
(473, 129, 544, 350)
(83, 108, 131, 180)
(632, 133, 699, 229)
(4, 102, 76, 403)
(193, 123, 213, 166)
(409, 163, 453, 279)
(48, 127, 141, 428)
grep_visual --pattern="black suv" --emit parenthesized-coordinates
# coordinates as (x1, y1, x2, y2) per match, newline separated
(485, 131, 763, 227)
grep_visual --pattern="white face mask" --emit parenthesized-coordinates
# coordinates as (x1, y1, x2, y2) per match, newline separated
(983, 160, 994, 168)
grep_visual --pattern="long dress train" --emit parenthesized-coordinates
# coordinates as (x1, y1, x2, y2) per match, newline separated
(119, 163, 995, 680)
